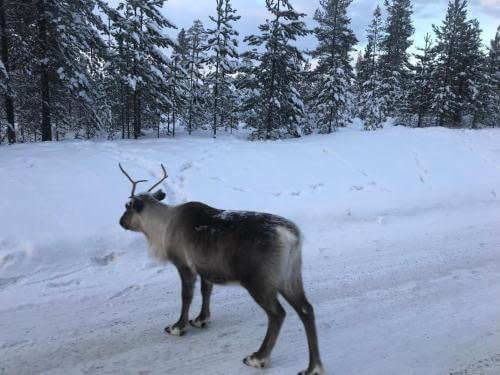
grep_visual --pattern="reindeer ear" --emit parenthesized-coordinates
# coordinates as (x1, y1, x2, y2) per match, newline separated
(133, 198, 144, 212)
(153, 189, 166, 201)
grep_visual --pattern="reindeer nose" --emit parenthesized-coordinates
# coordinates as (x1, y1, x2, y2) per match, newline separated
(119, 216, 127, 229)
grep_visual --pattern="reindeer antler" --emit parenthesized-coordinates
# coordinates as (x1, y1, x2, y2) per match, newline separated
(119, 163, 148, 197)
(148, 164, 168, 192)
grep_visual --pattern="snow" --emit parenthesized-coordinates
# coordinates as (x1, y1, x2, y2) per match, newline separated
(1, 125, 500, 374)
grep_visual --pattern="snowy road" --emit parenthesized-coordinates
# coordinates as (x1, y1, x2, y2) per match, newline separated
(1, 126, 499, 374)
(1, 202, 499, 375)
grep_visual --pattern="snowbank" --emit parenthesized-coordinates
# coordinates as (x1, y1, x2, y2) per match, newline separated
(1, 125, 499, 374)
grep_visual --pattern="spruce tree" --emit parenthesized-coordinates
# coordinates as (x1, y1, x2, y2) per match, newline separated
(166, 29, 189, 137)
(206, 0, 240, 137)
(378, 0, 414, 118)
(407, 33, 436, 127)
(353, 52, 365, 114)
(37, 0, 111, 140)
(296, 59, 316, 135)
(241, 0, 308, 140)
(431, 0, 484, 127)
(0, 0, 16, 143)
(113, 0, 176, 139)
(358, 5, 386, 130)
(309, 0, 358, 133)
(184, 20, 207, 135)
(485, 26, 500, 127)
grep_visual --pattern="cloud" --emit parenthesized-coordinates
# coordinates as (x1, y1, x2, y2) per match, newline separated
(480, 0, 500, 6)
(156, 0, 497, 52)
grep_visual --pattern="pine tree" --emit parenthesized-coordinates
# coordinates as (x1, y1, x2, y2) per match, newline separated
(113, 0, 176, 139)
(241, 0, 308, 140)
(353, 52, 364, 112)
(296, 59, 316, 134)
(465, 19, 487, 128)
(36, 0, 112, 140)
(358, 5, 386, 130)
(206, 0, 240, 137)
(407, 33, 436, 127)
(166, 29, 189, 137)
(309, 0, 357, 133)
(0, 0, 16, 143)
(378, 0, 414, 118)
(431, 0, 484, 127)
(485, 26, 500, 127)
(184, 19, 207, 135)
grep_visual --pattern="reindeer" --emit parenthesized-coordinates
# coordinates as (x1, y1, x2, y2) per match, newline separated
(118, 164, 324, 375)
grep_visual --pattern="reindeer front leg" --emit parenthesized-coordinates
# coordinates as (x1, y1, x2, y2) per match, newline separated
(190, 278, 213, 328)
(165, 265, 196, 336)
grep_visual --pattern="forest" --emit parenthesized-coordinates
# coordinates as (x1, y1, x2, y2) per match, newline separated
(0, 0, 499, 144)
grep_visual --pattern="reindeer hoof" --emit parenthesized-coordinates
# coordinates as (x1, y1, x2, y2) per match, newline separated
(298, 365, 325, 375)
(189, 318, 209, 328)
(243, 354, 269, 369)
(164, 325, 186, 336)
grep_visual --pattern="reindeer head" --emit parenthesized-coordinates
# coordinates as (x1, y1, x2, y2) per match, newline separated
(119, 163, 168, 232)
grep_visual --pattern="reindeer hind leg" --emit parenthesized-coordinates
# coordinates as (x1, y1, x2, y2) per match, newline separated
(242, 281, 285, 369)
(279, 284, 324, 375)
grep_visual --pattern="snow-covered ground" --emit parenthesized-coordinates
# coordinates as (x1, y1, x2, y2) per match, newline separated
(1, 125, 499, 375)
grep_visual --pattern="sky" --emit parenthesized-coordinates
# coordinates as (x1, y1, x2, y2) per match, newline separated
(159, 0, 499, 53)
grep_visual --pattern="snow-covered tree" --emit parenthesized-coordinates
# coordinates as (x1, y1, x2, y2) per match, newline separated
(406, 33, 436, 127)
(206, 0, 240, 137)
(241, 0, 309, 140)
(0, 0, 16, 143)
(309, 0, 358, 133)
(465, 19, 487, 128)
(378, 0, 414, 118)
(43, 0, 113, 140)
(184, 19, 207, 135)
(295, 59, 316, 134)
(165, 29, 189, 137)
(431, 0, 484, 127)
(484, 26, 500, 127)
(112, 0, 176, 138)
(358, 5, 386, 130)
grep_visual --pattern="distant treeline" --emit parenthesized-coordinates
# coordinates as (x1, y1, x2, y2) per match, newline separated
(0, 0, 499, 144)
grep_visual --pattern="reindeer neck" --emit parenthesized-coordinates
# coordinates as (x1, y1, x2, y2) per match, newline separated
(140, 201, 173, 262)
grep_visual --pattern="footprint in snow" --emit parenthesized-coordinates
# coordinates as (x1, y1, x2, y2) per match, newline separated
(46, 279, 80, 288)
(309, 183, 324, 190)
(91, 252, 118, 266)
(0, 253, 15, 268)
(110, 285, 142, 300)
(180, 162, 192, 171)
(0, 276, 23, 290)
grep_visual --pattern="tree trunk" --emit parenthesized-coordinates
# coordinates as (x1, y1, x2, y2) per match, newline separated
(212, 54, 219, 138)
(212, 9, 222, 138)
(38, 0, 51, 141)
(0, 0, 15, 144)
(126, 92, 130, 139)
(120, 83, 124, 139)
(417, 107, 423, 128)
(188, 37, 196, 136)
(172, 95, 176, 138)
(167, 110, 170, 134)
(133, 88, 139, 139)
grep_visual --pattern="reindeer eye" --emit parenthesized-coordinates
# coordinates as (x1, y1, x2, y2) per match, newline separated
(125, 202, 131, 209)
